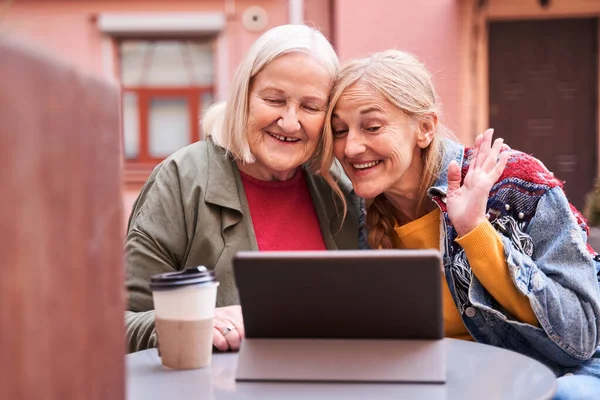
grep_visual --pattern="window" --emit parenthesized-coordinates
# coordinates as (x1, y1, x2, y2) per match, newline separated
(119, 39, 215, 164)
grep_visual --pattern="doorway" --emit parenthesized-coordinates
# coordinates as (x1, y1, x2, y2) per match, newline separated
(488, 18, 598, 209)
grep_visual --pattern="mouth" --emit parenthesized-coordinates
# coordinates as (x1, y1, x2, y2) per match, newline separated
(351, 160, 382, 171)
(266, 131, 301, 143)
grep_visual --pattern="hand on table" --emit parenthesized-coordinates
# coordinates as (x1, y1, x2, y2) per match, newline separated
(213, 305, 245, 352)
(446, 129, 509, 237)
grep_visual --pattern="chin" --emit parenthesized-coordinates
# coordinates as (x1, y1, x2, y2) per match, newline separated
(354, 187, 379, 199)
(267, 158, 302, 171)
(353, 185, 384, 200)
(267, 150, 311, 168)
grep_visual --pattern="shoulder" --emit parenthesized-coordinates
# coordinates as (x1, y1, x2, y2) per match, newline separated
(128, 141, 232, 221)
(161, 140, 222, 172)
(462, 145, 568, 227)
(307, 166, 358, 203)
(462, 145, 563, 189)
(500, 147, 563, 188)
(150, 140, 230, 185)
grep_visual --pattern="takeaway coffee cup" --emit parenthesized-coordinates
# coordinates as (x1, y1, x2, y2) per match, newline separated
(150, 266, 219, 369)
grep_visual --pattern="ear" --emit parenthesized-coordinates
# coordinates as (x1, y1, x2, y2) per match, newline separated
(416, 113, 438, 149)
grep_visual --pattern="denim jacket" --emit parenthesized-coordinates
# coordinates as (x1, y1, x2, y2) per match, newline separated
(432, 140, 600, 377)
(362, 139, 600, 377)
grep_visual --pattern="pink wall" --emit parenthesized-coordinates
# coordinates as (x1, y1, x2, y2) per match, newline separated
(4, 1, 223, 77)
(334, 0, 465, 137)
(3, 0, 294, 81)
(224, 0, 290, 84)
(304, 0, 332, 39)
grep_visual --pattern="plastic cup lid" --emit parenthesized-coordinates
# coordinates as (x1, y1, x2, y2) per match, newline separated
(149, 266, 217, 291)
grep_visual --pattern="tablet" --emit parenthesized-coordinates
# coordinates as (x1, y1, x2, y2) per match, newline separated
(233, 249, 443, 340)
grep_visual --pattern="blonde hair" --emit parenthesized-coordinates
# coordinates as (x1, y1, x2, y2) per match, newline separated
(321, 50, 452, 249)
(203, 24, 338, 164)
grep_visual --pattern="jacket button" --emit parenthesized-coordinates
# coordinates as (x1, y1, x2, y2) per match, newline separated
(465, 307, 476, 318)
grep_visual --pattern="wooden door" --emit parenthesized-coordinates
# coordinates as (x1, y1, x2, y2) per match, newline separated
(489, 18, 598, 210)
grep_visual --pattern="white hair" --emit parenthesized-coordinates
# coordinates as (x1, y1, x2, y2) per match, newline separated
(202, 24, 338, 163)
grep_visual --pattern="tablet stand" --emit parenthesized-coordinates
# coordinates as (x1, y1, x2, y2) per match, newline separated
(235, 338, 446, 383)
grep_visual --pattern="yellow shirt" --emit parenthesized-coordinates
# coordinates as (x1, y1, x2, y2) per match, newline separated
(392, 208, 538, 341)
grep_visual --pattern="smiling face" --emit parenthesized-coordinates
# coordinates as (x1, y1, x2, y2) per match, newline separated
(331, 80, 434, 200)
(242, 51, 332, 181)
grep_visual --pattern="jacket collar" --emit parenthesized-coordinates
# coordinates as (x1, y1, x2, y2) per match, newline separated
(204, 141, 244, 212)
(427, 139, 465, 198)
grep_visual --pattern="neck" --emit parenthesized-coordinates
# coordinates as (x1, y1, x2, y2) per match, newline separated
(236, 161, 298, 181)
(385, 193, 420, 225)
(384, 147, 428, 225)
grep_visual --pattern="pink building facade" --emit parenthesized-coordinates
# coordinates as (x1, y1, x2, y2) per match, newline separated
(5, 0, 600, 212)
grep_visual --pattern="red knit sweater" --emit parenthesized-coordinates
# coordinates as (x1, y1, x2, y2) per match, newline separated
(240, 169, 327, 251)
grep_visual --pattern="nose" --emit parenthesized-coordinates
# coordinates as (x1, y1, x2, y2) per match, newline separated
(277, 106, 301, 134)
(344, 129, 366, 158)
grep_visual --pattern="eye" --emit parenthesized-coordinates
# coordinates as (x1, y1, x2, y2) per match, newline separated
(264, 98, 285, 105)
(303, 104, 322, 112)
(365, 126, 381, 133)
(332, 128, 349, 138)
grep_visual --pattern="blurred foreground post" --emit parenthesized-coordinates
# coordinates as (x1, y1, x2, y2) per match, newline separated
(0, 37, 125, 400)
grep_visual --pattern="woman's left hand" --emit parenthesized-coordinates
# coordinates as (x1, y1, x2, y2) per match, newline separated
(446, 129, 509, 237)
(212, 305, 245, 352)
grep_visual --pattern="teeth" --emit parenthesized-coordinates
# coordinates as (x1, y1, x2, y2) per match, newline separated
(269, 132, 300, 142)
(353, 161, 380, 170)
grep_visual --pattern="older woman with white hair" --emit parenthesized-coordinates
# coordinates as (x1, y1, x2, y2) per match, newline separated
(125, 24, 362, 354)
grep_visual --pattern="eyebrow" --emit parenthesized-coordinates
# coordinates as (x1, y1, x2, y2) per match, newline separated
(332, 106, 383, 119)
(258, 87, 284, 95)
(258, 87, 326, 103)
(302, 95, 327, 104)
(359, 107, 384, 115)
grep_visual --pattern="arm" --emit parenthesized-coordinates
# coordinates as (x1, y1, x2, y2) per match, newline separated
(124, 160, 188, 353)
(455, 220, 538, 326)
(499, 186, 600, 360)
(445, 130, 600, 363)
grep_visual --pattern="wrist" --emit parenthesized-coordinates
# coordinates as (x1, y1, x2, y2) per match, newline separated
(454, 216, 487, 238)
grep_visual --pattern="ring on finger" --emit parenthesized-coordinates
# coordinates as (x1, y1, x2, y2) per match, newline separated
(221, 323, 237, 337)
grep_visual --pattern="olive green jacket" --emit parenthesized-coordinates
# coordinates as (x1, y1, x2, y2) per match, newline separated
(125, 141, 361, 353)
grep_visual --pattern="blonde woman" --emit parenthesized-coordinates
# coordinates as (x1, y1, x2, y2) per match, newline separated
(322, 50, 600, 399)
(125, 25, 362, 354)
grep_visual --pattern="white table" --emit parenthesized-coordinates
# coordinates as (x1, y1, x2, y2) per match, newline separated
(126, 338, 556, 400)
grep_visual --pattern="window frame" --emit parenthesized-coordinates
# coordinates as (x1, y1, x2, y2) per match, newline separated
(114, 37, 215, 172)
(121, 86, 213, 164)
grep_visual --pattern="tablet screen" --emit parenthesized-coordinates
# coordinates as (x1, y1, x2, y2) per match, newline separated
(233, 249, 443, 340)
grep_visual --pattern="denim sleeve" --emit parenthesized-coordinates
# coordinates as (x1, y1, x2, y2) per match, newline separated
(500, 186, 600, 361)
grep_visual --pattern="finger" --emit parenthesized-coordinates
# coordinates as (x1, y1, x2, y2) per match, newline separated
(490, 150, 510, 182)
(224, 306, 245, 337)
(482, 137, 504, 172)
(447, 160, 461, 194)
(214, 319, 242, 352)
(475, 129, 494, 169)
(224, 328, 242, 351)
(230, 319, 245, 339)
(213, 327, 229, 352)
(470, 133, 483, 168)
